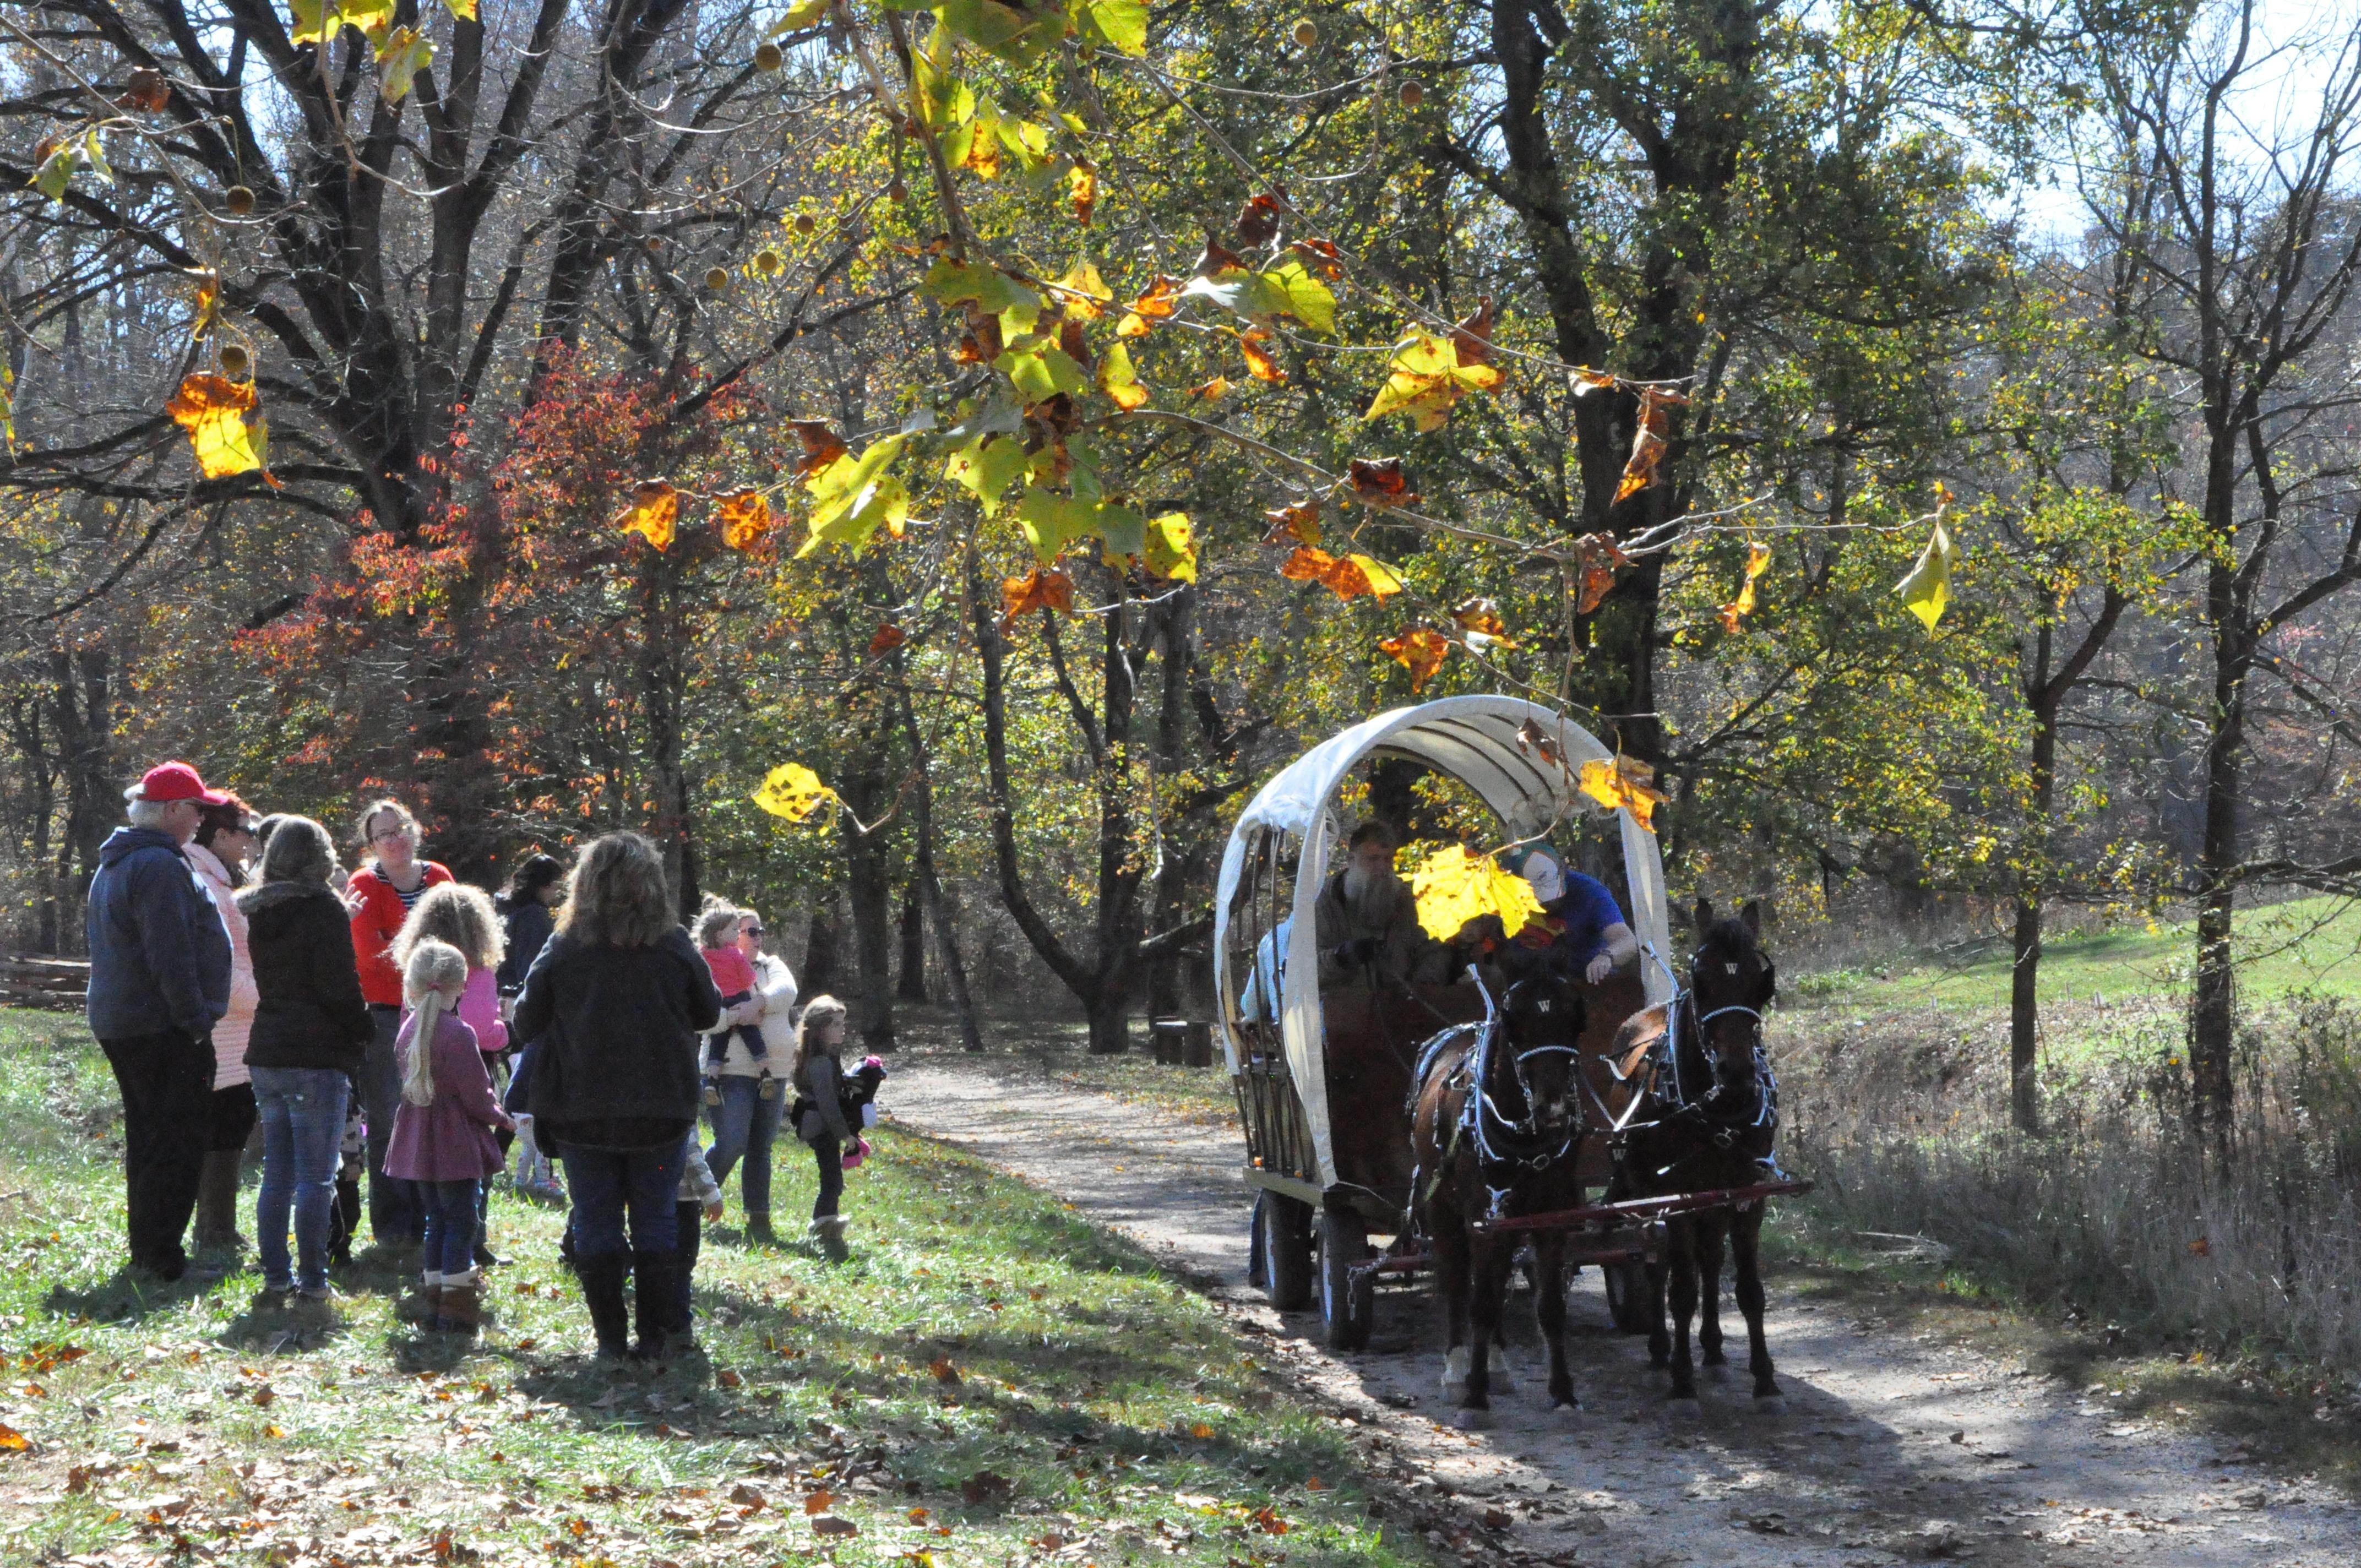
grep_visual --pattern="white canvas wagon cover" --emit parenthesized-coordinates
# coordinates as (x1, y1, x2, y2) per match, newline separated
(1211, 696, 1674, 1188)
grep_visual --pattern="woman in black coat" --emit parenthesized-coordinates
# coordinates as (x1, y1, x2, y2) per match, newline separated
(236, 815, 372, 1303)
(513, 832, 720, 1360)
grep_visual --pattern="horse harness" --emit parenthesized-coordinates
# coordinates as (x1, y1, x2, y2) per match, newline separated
(1597, 951, 1781, 1184)
(1407, 974, 1583, 1218)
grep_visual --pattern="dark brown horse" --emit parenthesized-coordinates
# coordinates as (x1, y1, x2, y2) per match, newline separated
(1604, 899, 1786, 1409)
(1409, 960, 1587, 1425)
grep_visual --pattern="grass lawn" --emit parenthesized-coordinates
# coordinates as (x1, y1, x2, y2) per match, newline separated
(893, 1010, 1240, 1130)
(1785, 893, 2361, 1015)
(0, 1008, 1419, 1568)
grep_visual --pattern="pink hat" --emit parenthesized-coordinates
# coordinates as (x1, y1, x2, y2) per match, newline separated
(130, 761, 231, 806)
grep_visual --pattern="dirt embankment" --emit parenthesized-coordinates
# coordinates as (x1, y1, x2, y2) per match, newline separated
(885, 1059, 2358, 1568)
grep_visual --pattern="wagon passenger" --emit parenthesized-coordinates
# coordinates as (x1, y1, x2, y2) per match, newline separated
(1504, 809, 1638, 985)
(1314, 821, 1424, 987)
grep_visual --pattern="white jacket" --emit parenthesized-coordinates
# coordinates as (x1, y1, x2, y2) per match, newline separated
(704, 952, 798, 1076)
(182, 840, 257, 1086)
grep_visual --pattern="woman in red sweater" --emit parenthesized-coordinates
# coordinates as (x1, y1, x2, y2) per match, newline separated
(347, 798, 452, 1249)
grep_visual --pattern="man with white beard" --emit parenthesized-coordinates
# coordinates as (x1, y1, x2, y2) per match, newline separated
(1313, 821, 1422, 987)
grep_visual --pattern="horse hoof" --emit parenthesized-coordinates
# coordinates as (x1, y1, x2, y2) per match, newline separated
(1548, 1395, 1581, 1417)
(1665, 1395, 1702, 1422)
(1452, 1408, 1494, 1432)
(1441, 1379, 1470, 1404)
(1754, 1393, 1787, 1415)
(1705, 1363, 1731, 1384)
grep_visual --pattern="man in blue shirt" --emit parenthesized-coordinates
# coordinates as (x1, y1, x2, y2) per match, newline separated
(1504, 808, 1638, 984)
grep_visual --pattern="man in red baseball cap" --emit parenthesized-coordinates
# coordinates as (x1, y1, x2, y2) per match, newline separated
(87, 760, 235, 1283)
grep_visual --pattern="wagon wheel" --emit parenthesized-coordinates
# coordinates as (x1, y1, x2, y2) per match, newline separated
(1258, 1192, 1314, 1310)
(1603, 1258, 1652, 1333)
(1316, 1207, 1373, 1350)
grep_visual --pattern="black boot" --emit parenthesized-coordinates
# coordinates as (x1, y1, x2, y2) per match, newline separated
(630, 1249, 679, 1363)
(576, 1251, 632, 1361)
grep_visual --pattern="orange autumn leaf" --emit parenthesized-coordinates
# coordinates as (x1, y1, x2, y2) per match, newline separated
(999, 568, 1074, 630)
(1718, 539, 1772, 633)
(1449, 296, 1497, 367)
(1288, 236, 1344, 280)
(1343, 456, 1420, 509)
(1515, 715, 1563, 767)
(1571, 531, 1635, 614)
(1188, 374, 1230, 401)
(788, 420, 849, 477)
(1379, 627, 1451, 692)
(1117, 275, 1181, 337)
(1613, 386, 1689, 503)
(165, 373, 267, 480)
(1068, 159, 1097, 226)
(1281, 545, 1337, 582)
(716, 489, 775, 549)
(1570, 366, 1617, 396)
(868, 622, 907, 656)
(0, 1422, 27, 1451)
(617, 481, 679, 549)
(1239, 325, 1285, 383)
(1452, 596, 1516, 647)
(1263, 499, 1321, 545)
(1236, 190, 1285, 247)
(1577, 754, 1670, 832)
(804, 1489, 837, 1516)
(1280, 545, 1402, 601)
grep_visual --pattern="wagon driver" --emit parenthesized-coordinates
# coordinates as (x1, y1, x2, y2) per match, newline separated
(1314, 820, 1423, 987)
(1504, 804, 1638, 984)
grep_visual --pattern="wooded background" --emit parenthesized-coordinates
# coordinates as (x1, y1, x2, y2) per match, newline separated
(2, 0, 2355, 1140)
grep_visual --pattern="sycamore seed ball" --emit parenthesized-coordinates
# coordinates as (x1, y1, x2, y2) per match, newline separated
(1397, 79, 1423, 108)
(219, 344, 251, 378)
(1292, 18, 1317, 46)
(755, 40, 784, 71)
(794, 213, 817, 235)
(889, 178, 909, 203)
(225, 184, 255, 216)
(756, 247, 785, 275)
(706, 265, 730, 290)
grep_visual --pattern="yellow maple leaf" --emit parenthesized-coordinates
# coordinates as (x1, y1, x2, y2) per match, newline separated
(1896, 509, 1962, 631)
(1577, 755, 1669, 832)
(1410, 843, 1544, 942)
(617, 480, 679, 549)
(716, 489, 774, 549)
(1143, 511, 1196, 581)
(1364, 330, 1502, 432)
(752, 762, 835, 823)
(164, 373, 265, 479)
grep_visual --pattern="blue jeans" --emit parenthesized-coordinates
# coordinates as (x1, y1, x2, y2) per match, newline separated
(250, 1067, 351, 1291)
(418, 1179, 481, 1278)
(558, 1144, 679, 1258)
(705, 1076, 784, 1217)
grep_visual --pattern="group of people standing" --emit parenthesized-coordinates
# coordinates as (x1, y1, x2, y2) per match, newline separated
(84, 760, 878, 1363)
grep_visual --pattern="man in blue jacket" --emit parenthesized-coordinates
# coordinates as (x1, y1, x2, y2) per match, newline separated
(86, 761, 234, 1282)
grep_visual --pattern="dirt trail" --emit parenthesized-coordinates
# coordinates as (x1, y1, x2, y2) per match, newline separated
(885, 1059, 2357, 1568)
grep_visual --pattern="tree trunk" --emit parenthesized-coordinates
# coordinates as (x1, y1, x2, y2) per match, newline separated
(1085, 992, 1131, 1056)
(892, 679, 986, 1052)
(896, 883, 929, 1003)
(2009, 898, 2042, 1134)
(802, 896, 843, 995)
(838, 765, 897, 1053)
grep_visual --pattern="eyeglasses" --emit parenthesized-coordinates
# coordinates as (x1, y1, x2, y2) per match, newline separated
(371, 830, 409, 844)
(743, 926, 766, 937)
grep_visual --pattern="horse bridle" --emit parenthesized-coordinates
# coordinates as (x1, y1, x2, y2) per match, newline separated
(1465, 968, 1584, 1174)
(1603, 943, 1779, 1147)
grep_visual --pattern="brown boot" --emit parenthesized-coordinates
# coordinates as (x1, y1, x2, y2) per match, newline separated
(436, 1270, 483, 1336)
(192, 1150, 244, 1252)
(397, 1272, 443, 1324)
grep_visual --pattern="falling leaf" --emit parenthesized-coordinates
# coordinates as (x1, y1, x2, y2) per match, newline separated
(1262, 499, 1321, 545)
(1572, 531, 1633, 613)
(1896, 509, 1963, 631)
(1718, 539, 1772, 633)
(617, 480, 679, 549)
(999, 568, 1074, 629)
(1143, 511, 1196, 581)
(1239, 326, 1285, 383)
(1096, 340, 1149, 410)
(1188, 375, 1228, 401)
(165, 374, 266, 479)
(1379, 626, 1451, 691)
(1342, 456, 1420, 509)
(868, 623, 907, 656)
(1577, 755, 1669, 832)
(1068, 159, 1097, 225)
(752, 763, 835, 824)
(717, 489, 775, 550)
(804, 1489, 837, 1516)
(1614, 386, 1688, 503)
(1410, 843, 1544, 941)
(376, 24, 433, 101)
(1236, 190, 1285, 247)
(812, 1516, 859, 1538)
(1117, 275, 1180, 337)
(1364, 329, 1501, 432)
